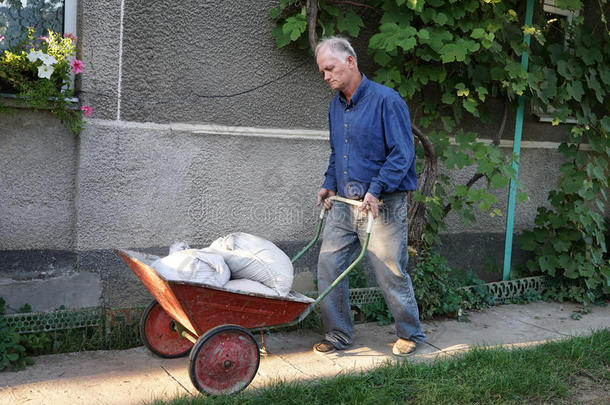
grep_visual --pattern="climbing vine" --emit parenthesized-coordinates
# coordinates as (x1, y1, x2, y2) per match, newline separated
(271, 0, 609, 302)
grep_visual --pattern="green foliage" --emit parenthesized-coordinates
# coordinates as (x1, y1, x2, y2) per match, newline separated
(411, 250, 495, 320)
(0, 298, 32, 371)
(0, 299, 143, 369)
(360, 300, 395, 325)
(0, 28, 86, 134)
(518, 2, 610, 305)
(347, 264, 369, 289)
(353, 251, 495, 323)
(19, 332, 53, 356)
(271, 1, 609, 303)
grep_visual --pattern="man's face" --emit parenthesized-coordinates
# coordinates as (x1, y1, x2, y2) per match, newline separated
(316, 47, 353, 92)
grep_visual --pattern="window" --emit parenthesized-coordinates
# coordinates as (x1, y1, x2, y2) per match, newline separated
(537, 0, 579, 124)
(0, 0, 76, 51)
(542, 0, 578, 46)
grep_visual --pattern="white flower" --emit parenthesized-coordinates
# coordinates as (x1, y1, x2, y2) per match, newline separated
(27, 50, 43, 62)
(39, 53, 57, 66)
(37, 64, 54, 79)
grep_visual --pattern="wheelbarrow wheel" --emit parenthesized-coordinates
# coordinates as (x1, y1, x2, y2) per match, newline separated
(189, 324, 260, 395)
(140, 300, 193, 358)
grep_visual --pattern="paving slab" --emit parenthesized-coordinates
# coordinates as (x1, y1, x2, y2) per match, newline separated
(0, 301, 608, 405)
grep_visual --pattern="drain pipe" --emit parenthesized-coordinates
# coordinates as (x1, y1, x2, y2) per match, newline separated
(503, 0, 534, 281)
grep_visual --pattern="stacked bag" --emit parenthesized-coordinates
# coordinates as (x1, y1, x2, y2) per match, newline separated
(150, 233, 293, 297)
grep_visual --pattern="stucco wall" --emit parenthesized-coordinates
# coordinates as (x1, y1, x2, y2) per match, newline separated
(0, 110, 77, 278)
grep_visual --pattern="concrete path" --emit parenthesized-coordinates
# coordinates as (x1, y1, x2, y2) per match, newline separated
(1, 301, 608, 405)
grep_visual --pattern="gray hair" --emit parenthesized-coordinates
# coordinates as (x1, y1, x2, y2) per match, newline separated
(315, 36, 358, 65)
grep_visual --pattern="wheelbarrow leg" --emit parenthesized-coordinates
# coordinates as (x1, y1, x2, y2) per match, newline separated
(260, 330, 269, 356)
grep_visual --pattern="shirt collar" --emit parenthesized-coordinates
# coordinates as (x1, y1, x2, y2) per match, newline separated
(339, 73, 369, 107)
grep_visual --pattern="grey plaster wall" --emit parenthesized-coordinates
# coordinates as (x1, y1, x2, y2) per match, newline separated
(78, 0, 123, 120)
(76, 120, 329, 306)
(78, 0, 332, 128)
(0, 110, 77, 278)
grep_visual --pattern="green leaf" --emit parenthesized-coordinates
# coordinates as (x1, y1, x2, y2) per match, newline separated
(322, 4, 340, 16)
(539, 256, 557, 276)
(600, 116, 610, 132)
(337, 9, 364, 37)
(406, 0, 425, 12)
(433, 12, 449, 26)
(600, 68, 610, 85)
(470, 28, 485, 39)
(420, 29, 453, 53)
(475, 87, 488, 102)
(272, 25, 292, 48)
(566, 81, 585, 101)
(491, 66, 504, 80)
(442, 92, 456, 104)
(269, 7, 282, 19)
(505, 61, 526, 79)
(455, 185, 468, 197)
(373, 50, 391, 66)
(282, 14, 307, 41)
(557, 60, 571, 79)
(417, 29, 430, 41)
(462, 98, 479, 116)
(490, 173, 508, 188)
(551, 238, 570, 252)
(517, 192, 529, 203)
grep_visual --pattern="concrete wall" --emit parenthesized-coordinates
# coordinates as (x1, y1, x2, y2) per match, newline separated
(0, 0, 579, 310)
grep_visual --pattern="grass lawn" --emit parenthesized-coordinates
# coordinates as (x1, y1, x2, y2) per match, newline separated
(151, 329, 609, 405)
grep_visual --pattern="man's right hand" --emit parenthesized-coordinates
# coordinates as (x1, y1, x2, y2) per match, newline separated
(317, 188, 336, 210)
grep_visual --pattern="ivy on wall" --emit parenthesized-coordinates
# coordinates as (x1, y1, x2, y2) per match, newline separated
(270, 0, 609, 303)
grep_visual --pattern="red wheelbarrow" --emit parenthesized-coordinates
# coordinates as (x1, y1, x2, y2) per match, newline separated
(116, 197, 374, 395)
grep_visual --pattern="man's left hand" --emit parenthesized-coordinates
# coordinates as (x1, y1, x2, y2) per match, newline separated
(359, 192, 380, 219)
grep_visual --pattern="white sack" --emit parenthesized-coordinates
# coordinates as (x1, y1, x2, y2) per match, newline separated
(224, 279, 280, 296)
(151, 249, 230, 287)
(169, 241, 190, 255)
(209, 232, 293, 296)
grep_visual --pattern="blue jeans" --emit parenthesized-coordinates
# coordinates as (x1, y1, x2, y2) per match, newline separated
(317, 192, 426, 349)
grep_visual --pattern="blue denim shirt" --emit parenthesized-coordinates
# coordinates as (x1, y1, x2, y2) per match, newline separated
(321, 74, 417, 199)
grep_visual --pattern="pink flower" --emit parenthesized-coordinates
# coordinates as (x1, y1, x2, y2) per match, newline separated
(70, 59, 83, 74)
(0, 35, 4, 43)
(39, 35, 50, 43)
(64, 33, 78, 44)
(81, 105, 92, 117)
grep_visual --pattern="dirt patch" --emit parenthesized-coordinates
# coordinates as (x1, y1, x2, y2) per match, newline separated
(569, 374, 610, 404)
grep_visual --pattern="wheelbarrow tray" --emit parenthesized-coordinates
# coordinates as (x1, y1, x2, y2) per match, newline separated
(116, 249, 313, 337)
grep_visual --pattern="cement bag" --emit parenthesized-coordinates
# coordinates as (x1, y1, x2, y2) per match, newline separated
(169, 241, 190, 255)
(224, 279, 280, 296)
(151, 249, 230, 287)
(209, 232, 293, 296)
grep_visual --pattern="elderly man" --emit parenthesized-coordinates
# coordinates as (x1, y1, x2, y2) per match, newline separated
(314, 36, 426, 356)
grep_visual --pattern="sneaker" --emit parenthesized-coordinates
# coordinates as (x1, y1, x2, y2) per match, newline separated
(392, 338, 417, 356)
(313, 340, 336, 354)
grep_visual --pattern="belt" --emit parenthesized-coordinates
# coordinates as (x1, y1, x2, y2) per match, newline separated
(340, 191, 408, 201)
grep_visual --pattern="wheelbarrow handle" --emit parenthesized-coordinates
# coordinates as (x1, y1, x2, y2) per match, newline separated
(291, 196, 375, 264)
(327, 195, 375, 233)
